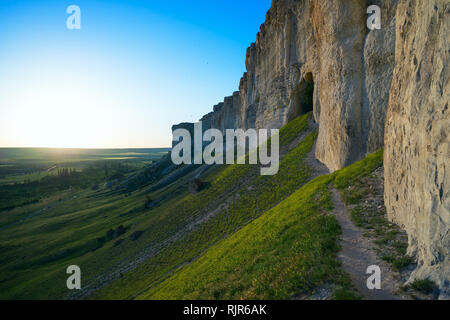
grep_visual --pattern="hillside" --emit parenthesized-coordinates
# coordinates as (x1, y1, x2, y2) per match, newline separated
(85, 114, 327, 299)
(1, 114, 331, 299)
(0, 113, 439, 300)
(141, 151, 387, 300)
(2, 112, 430, 300)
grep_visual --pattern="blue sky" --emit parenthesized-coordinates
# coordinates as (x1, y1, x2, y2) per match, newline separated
(0, 0, 271, 148)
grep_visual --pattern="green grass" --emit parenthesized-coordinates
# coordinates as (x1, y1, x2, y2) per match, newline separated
(1, 115, 402, 301)
(333, 150, 383, 192)
(409, 279, 437, 295)
(90, 114, 317, 299)
(391, 256, 414, 271)
(333, 149, 413, 273)
(136, 150, 392, 300)
(279, 114, 309, 145)
(381, 253, 413, 271)
(0, 148, 168, 211)
(332, 288, 361, 300)
(0, 114, 318, 300)
(0, 149, 169, 299)
(141, 175, 350, 300)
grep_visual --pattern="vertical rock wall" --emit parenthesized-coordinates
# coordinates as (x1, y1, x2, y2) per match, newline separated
(384, 0, 449, 297)
(191, 0, 397, 171)
(310, 0, 367, 171)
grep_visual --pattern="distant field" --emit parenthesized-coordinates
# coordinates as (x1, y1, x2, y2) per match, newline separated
(0, 148, 170, 211)
(0, 148, 170, 164)
(0, 148, 169, 180)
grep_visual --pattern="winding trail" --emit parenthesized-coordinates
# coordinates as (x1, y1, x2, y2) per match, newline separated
(330, 187, 405, 300)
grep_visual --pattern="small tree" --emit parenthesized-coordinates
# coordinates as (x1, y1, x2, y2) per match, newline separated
(144, 196, 153, 210)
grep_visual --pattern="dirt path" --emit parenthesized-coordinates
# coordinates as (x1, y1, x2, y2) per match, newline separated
(304, 141, 329, 179)
(330, 187, 406, 300)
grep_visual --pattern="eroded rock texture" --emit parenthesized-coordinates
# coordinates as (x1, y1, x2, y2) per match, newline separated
(384, 0, 449, 298)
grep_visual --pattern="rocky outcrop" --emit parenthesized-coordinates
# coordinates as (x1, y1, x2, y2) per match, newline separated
(172, 0, 448, 294)
(384, 0, 449, 298)
(312, 0, 398, 171)
(181, 0, 397, 171)
(311, 0, 367, 171)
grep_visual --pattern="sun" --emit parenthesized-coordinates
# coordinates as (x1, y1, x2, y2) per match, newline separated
(2, 75, 124, 148)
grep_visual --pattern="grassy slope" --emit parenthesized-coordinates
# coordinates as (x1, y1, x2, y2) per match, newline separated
(0, 152, 180, 299)
(90, 114, 316, 299)
(0, 114, 313, 299)
(0, 114, 386, 300)
(143, 175, 342, 299)
(141, 151, 385, 300)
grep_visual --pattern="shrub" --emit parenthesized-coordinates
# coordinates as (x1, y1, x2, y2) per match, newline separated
(130, 231, 144, 241)
(189, 178, 205, 194)
(144, 196, 153, 209)
(114, 239, 124, 247)
(114, 225, 126, 237)
(409, 279, 436, 294)
(106, 229, 114, 239)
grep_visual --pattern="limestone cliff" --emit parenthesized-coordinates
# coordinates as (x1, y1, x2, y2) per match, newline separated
(172, 0, 448, 295)
(384, 0, 449, 298)
(190, 0, 398, 171)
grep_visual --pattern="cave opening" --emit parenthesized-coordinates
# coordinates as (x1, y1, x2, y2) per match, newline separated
(288, 72, 314, 121)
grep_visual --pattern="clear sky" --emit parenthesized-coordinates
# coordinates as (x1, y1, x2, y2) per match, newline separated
(0, 0, 271, 148)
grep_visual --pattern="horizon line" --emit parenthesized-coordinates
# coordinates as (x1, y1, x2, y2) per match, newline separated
(0, 146, 172, 150)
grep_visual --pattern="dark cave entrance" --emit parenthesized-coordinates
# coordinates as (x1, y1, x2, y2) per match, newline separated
(288, 72, 314, 121)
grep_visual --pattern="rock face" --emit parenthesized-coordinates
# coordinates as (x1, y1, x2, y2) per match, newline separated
(312, 0, 398, 171)
(183, 0, 397, 171)
(172, 0, 448, 294)
(384, 0, 449, 298)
